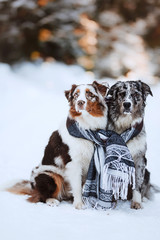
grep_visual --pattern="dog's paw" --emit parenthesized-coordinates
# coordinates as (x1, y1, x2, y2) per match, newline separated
(46, 198, 60, 207)
(73, 201, 84, 210)
(131, 201, 142, 210)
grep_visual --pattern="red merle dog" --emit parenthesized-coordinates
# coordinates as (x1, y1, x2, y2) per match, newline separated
(7, 81, 108, 209)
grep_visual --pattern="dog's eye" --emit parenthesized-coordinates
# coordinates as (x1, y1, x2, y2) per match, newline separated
(86, 91, 95, 99)
(132, 92, 141, 101)
(74, 92, 79, 99)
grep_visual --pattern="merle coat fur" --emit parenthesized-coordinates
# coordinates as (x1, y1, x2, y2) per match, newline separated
(106, 80, 153, 209)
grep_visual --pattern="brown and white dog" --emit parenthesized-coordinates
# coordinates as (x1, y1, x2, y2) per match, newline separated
(7, 81, 108, 209)
(106, 80, 153, 209)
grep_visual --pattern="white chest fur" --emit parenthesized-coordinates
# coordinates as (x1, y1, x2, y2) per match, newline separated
(58, 121, 94, 173)
(127, 134, 146, 161)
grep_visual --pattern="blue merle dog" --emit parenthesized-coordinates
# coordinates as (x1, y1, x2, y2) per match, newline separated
(106, 80, 154, 209)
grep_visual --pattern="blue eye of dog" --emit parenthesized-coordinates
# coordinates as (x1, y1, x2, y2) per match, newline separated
(86, 91, 95, 99)
(74, 92, 79, 99)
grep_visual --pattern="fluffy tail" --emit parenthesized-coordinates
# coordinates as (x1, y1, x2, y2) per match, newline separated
(144, 184, 160, 200)
(142, 169, 160, 200)
(6, 173, 65, 203)
(150, 184, 160, 193)
(6, 180, 32, 195)
(7, 180, 41, 203)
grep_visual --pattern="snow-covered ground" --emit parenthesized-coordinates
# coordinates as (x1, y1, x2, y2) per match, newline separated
(0, 62, 160, 240)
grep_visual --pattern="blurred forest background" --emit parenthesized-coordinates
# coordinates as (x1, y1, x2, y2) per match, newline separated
(0, 0, 160, 83)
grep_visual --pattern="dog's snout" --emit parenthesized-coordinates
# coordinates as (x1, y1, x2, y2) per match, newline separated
(77, 100, 85, 107)
(123, 102, 131, 109)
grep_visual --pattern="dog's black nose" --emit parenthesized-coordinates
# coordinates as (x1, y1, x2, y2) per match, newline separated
(77, 100, 85, 106)
(123, 102, 131, 109)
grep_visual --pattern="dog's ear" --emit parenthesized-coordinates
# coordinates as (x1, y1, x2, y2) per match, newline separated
(106, 88, 115, 103)
(138, 80, 153, 98)
(65, 84, 77, 102)
(106, 81, 121, 102)
(65, 90, 71, 101)
(93, 81, 109, 97)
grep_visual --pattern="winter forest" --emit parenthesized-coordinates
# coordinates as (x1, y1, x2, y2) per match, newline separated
(0, 1, 160, 240)
(1, 0, 160, 81)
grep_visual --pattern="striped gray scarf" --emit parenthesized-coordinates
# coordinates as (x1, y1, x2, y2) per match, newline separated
(67, 118, 143, 210)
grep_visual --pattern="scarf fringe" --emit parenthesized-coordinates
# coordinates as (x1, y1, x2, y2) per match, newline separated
(103, 164, 135, 200)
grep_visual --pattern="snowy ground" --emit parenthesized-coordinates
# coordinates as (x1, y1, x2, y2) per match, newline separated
(0, 62, 160, 240)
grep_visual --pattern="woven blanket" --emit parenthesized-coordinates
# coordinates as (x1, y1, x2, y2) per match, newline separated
(67, 118, 143, 210)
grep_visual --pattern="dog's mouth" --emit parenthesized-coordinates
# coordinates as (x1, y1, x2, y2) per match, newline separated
(76, 105, 86, 113)
(123, 108, 132, 114)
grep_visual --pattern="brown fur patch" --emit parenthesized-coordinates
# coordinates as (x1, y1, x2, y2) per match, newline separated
(47, 173, 64, 199)
(42, 130, 71, 166)
(28, 173, 65, 203)
(6, 180, 42, 203)
(7, 180, 32, 196)
(86, 101, 104, 117)
(47, 173, 72, 201)
(27, 189, 41, 203)
(93, 81, 108, 97)
(85, 88, 90, 92)
(65, 84, 77, 102)
(69, 105, 82, 118)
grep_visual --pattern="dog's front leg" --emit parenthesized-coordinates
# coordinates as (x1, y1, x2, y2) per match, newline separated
(65, 162, 83, 209)
(131, 156, 146, 209)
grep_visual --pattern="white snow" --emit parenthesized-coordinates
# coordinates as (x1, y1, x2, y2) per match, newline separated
(0, 62, 160, 240)
(11, 0, 36, 9)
